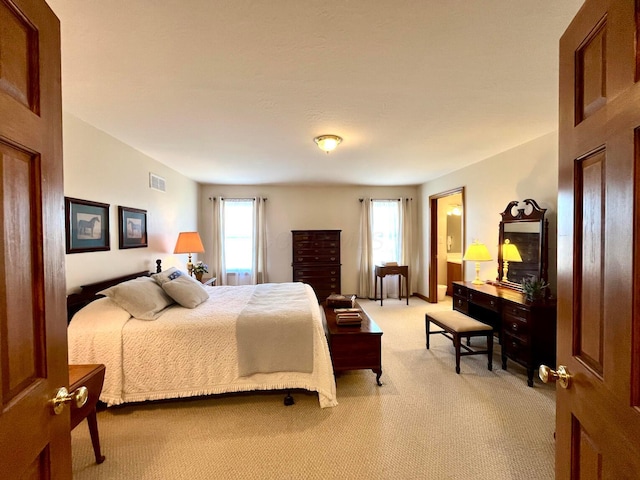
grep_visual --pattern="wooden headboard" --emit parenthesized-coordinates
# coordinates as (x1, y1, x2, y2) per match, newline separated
(66, 259, 163, 322)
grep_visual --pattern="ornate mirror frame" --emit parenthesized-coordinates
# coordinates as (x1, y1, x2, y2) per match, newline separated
(497, 199, 549, 289)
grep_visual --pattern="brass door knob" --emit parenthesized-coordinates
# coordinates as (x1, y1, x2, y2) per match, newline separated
(539, 365, 572, 389)
(51, 386, 89, 414)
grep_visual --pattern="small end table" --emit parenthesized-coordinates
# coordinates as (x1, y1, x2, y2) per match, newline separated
(374, 265, 409, 306)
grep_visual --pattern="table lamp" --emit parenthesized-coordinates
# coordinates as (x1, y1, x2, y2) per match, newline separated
(173, 232, 205, 276)
(463, 240, 492, 285)
(501, 239, 522, 282)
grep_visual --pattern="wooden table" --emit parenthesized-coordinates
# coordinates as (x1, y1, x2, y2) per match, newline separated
(374, 264, 409, 306)
(69, 364, 106, 464)
(322, 300, 383, 385)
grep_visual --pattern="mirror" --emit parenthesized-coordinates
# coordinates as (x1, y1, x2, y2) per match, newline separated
(497, 199, 548, 288)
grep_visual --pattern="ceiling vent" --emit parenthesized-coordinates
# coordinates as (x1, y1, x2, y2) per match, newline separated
(149, 173, 166, 192)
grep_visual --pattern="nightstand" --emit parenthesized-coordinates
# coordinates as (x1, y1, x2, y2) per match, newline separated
(202, 277, 216, 286)
(69, 364, 106, 464)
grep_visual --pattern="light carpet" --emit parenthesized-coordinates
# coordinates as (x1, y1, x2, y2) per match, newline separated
(71, 297, 556, 480)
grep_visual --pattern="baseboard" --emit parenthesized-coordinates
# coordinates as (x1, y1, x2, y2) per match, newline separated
(414, 292, 434, 303)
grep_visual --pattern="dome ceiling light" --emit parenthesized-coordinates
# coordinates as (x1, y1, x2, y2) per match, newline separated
(314, 135, 342, 153)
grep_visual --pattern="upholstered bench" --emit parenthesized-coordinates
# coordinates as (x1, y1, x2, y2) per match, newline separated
(425, 310, 493, 374)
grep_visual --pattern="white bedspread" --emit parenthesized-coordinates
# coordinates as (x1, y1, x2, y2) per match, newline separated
(67, 283, 337, 408)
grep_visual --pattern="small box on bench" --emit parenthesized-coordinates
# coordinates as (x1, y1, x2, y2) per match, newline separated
(326, 293, 356, 309)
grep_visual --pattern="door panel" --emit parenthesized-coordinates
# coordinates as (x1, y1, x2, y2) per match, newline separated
(0, 0, 68, 479)
(558, 0, 640, 478)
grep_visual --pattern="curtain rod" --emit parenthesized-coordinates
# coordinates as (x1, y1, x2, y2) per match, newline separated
(208, 197, 267, 201)
(358, 198, 413, 202)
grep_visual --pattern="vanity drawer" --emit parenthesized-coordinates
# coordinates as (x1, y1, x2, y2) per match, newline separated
(453, 295, 468, 314)
(453, 284, 467, 298)
(503, 332, 531, 363)
(468, 291, 499, 312)
(502, 302, 530, 321)
(502, 313, 529, 337)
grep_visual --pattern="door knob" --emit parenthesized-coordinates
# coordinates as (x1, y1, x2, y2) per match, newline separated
(539, 365, 572, 389)
(51, 386, 89, 415)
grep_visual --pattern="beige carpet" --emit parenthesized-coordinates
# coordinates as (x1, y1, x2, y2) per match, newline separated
(71, 297, 556, 480)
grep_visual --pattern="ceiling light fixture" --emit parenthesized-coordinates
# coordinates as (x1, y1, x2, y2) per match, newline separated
(314, 135, 342, 153)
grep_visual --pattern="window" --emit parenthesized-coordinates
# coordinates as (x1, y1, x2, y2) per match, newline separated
(223, 199, 254, 272)
(371, 200, 400, 265)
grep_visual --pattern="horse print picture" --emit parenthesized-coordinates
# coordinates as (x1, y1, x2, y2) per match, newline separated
(65, 197, 110, 254)
(76, 214, 101, 239)
(118, 206, 148, 249)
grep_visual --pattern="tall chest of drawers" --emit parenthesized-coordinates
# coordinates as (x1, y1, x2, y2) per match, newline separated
(292, 230, 341, 302)
(452, 281, 556, 386)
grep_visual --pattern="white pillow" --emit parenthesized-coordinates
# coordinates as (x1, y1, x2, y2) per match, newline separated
(98, 276, 174, 320)
(151, 267, 184, 286)
(161, 275, 209, 309)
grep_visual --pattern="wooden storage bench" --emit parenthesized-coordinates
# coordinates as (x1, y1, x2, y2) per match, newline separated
(425, 310, 493, 374)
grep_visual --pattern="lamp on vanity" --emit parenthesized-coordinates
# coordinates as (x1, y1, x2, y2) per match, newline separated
(463, 240, 492, 285)
(501, 239, 522, 282)
(173, 232, 205, 276)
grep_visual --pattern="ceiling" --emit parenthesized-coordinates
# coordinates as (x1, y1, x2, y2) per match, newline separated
(46, 0, 584, 186)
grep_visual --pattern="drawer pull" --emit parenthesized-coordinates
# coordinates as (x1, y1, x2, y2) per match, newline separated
(511, 323, 518, 331)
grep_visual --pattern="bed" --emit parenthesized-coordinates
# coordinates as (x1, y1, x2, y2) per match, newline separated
(66, 266, 337, 408)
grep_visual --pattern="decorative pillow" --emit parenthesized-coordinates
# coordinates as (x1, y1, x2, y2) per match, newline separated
(151, 267, 184, 286)
(98, 276, 175, 320)
(161, 275, 209, 309)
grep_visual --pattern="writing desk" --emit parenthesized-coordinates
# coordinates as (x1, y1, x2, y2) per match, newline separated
(374, 265, 409, 306)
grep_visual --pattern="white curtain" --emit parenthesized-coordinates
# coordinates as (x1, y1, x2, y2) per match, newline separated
(400, 198, 414, 296)
(252, 197, 267, 284)
(212, 197, 267, 286)
(357, 198, 374, 297)
(212, 197, 227, 285)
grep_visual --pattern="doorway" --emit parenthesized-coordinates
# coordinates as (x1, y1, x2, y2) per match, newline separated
(428, 187, 465, 303)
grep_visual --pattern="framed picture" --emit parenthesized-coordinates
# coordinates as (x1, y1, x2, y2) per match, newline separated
(65, 197, 110, 254)
(118, 206, 148, 249)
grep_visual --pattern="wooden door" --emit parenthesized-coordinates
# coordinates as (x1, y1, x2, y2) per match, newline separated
(557, 0, 640, 478)
(0, 0, 69, 478)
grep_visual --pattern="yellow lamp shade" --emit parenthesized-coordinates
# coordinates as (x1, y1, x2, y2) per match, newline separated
(463, 240, 492, 285)
(502, 239, 522, 262)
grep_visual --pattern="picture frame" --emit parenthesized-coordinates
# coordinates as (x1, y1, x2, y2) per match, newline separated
(65, 197, 110, 254)
(118, 206, 148, 249)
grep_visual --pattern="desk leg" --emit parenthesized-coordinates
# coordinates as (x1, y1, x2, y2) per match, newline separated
(87, 409, 106, 464)
(380, 276, 384, 306)
(406, 273, 409, 305)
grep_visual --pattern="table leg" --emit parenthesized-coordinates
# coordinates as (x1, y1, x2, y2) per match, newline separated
(87, 409, 106, 464)
(406, 273, 409, 305)
(380, 276, 384, 306)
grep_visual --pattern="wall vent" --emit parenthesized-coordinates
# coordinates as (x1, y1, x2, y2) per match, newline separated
(149, 173, 166, 192)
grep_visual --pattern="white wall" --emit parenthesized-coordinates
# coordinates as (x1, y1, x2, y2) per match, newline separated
(198, 184, 420, 295)
(63, 112, 199, 292)
(419, 131, 559, 296)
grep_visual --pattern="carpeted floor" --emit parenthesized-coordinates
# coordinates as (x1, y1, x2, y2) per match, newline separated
(71, 297, 556, 479)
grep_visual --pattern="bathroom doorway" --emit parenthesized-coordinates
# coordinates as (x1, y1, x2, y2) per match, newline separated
(428, 187, 465, 303)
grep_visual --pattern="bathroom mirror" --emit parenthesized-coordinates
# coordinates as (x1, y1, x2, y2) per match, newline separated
(497, 199, 548, 288)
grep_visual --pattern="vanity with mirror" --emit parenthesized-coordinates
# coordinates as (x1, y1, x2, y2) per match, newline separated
(497, 199, 549, 288)
(452, 199, 556, 386)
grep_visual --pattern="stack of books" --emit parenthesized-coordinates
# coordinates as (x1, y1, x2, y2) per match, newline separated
(334, 308, 363, 326)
